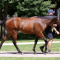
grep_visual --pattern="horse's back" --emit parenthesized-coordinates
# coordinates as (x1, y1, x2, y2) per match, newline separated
(18, 17, 37, 34)
(5, 16, 48, 34)
(6, 17, 36, 34)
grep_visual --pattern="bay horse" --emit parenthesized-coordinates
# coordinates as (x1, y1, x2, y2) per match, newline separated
(0, 15, 60, 54)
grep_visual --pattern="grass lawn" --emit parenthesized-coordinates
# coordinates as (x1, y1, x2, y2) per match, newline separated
(0, 57, 60, 60)
(0, 35, 60, 59)
(0, 35, 60, 52)
(0, 43, 60, 60)
(0, 43, 60, 52)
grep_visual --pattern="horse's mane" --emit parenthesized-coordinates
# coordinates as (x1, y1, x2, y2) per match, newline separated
(34, 15, 58, 20)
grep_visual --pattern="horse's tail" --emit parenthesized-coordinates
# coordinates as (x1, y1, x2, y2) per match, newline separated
(0, 20, 6, 25)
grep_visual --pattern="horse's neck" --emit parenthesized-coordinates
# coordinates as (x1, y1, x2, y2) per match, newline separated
(52, 18, 57, 24)
(44, 18, 57, 28)
(48, 18, 57, 27)
(44, 19, 51, 26)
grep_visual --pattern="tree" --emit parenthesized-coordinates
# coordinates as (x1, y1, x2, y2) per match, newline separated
(0, 0, 17, 38)
(0, 0, 55, 39)
(17, 0, 55, 17)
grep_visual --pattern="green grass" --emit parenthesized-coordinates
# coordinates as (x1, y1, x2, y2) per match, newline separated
(0, 43, 60, 52)
(0, 35, 60, 52)
(0, 57, 60, 60)
(0, 35, 60, 51)
(0, 36, 60, 59)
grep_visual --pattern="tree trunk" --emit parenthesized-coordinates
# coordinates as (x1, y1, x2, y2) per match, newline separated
(3, 1, 8, 20)
(0, 1, 8, 39)
(0, 0, 3, 39)
(3, 1, 8, 37)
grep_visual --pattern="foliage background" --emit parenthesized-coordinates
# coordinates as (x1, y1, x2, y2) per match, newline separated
(0, 0, 56, 38)
(0, 0, 55, 18)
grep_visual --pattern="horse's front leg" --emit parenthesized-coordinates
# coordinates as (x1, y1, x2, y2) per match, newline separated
(12, 31, 23, 54)
(33, 36, 39, 54)
(12, 39, 23, 54)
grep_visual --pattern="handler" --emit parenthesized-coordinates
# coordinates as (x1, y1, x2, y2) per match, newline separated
(40, 9, 60, 53)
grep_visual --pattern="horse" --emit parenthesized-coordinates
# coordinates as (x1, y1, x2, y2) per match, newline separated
(0, 15, 60, 54)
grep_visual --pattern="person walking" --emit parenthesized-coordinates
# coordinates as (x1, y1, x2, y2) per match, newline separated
(40, 9, 60, 53)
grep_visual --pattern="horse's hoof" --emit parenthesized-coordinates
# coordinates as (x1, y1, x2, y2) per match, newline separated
(34, 51, 37, 54)
(18, 51, 23, 54)
(33, 48, 37, 54)
(39, 46, 44, 53)
(43, 51, 47, 55)
(21, 52, 24, 55)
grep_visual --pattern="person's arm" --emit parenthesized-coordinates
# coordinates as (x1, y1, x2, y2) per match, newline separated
(51, 24, 60, 35)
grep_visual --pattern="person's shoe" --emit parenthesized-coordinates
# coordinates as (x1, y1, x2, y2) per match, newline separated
(39, 46, 44, 53)
(48, 52, 53, 54)
(48, 50, 53, 54)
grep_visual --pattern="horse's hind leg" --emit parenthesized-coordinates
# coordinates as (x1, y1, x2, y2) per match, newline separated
(0, 31, 11, 49)
(12, 30, 22, 54)
(33, 35, 39, 54)
(37, 32, 47, 54)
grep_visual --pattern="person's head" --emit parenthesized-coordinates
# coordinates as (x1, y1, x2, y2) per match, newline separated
(48, 9, 55, 15)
